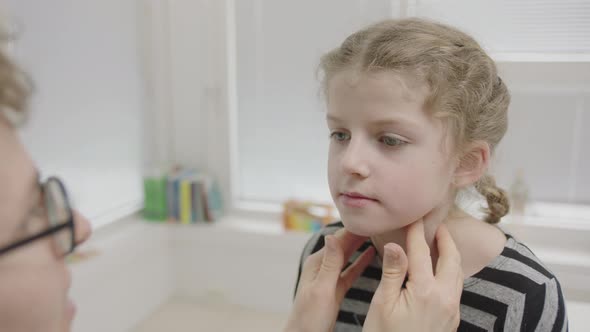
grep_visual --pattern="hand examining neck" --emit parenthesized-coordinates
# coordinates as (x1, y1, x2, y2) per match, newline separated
(370, 202, 457, 269)
(369, 203, 507, 279)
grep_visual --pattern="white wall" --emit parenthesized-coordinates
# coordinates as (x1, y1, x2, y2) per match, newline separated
(4, 0, 145, 228)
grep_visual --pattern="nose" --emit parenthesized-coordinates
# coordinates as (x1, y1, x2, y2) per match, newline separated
(72, 210, 92, 246)
(341, 137, 370, 178)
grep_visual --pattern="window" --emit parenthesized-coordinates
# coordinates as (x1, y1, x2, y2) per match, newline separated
(234, 0, 393, 205)
(411, 0, 590, 57)
(9, 0, 145, 229)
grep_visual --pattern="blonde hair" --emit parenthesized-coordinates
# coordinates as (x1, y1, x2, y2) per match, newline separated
(319, 18, 510, 224)
(0, 21, 31, 127)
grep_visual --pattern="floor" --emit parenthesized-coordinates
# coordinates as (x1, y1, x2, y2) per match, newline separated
(134, 297, 590, 332)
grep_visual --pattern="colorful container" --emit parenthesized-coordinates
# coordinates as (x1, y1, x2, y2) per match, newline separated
(283, 200, 336, 232)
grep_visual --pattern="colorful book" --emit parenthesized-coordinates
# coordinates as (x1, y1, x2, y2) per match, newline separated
(191, 177, 205, 222)
(143, 172, 167, 221)
(143, 176, 166, 221)
(166, 170, 179, 221)
(147, 167, 223, 223)
(166, 168, 196, 222)
(180, 179, 192, 224)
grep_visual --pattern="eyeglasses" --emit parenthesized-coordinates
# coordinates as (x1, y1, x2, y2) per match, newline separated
(0, 177, 76, 257)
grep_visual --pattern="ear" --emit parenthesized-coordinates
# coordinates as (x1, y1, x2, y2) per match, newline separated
(453, 141, 490, 188)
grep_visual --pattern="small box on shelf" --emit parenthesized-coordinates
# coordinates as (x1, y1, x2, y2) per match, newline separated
(283, 200, 336, 233)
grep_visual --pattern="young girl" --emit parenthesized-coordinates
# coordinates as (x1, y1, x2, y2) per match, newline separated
(295, 18, 568, 331)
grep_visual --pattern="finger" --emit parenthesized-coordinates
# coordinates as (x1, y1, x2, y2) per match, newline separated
(299, 246, 326, 284)
(373, 243, 408, 306)
(338, 246, 376, 300)
(434, 224, 463, 294)
(299, 229, 367, 286)
(317, 235, 345, 287)
(406, 219, 434, 283)
(333, 228, 370, 266)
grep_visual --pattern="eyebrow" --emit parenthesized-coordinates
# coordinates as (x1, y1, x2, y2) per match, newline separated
(326, 114, 421, 132)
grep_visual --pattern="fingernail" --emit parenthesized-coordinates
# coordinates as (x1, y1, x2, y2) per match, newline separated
(385, 244, 399, 261)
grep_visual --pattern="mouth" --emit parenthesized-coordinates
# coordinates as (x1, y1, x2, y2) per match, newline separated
(339, 192, 379, 208)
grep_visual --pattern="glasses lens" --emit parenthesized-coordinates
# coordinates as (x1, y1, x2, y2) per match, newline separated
(45, 178, 73, 255)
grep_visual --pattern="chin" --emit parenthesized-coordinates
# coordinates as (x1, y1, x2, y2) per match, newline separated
(340, 216, 392, 237)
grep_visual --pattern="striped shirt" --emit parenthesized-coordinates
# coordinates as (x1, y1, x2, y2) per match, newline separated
(295, 222, 569, 332)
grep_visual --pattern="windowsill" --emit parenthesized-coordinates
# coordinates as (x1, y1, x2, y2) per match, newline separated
(502, 214, 590, 231)
(83, 198, 590, 254)
(218, 205, 590, 271)
(231, 199, 590, 231)
(92, 198, 590, 239)
(515, 201, 590, 227)
(80, 210, 590, 273)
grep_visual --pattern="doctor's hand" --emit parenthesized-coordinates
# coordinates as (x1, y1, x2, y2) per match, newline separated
(363, 221, 463, 332)
(285, 228, 376, 332)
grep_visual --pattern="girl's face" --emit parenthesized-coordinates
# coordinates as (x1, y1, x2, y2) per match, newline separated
(0, 116, 92, 332)
(327, 70, 457, 237)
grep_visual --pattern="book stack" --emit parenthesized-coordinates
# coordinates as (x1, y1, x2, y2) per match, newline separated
(143, 168, 224, 223)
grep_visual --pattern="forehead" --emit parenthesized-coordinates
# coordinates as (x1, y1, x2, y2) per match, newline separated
(325, 70, 436, 128)
(327, 69, 429, 105)
(0, 116, 36, 240)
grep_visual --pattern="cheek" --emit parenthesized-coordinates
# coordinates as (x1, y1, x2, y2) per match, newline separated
(327, 147, 340, 190)
(0, 249, 68, 332)
(381, 156, 453, 215)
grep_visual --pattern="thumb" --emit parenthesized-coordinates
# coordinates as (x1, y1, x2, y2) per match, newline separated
(374, 243, 408, 305)
(317, 235, 345, 287)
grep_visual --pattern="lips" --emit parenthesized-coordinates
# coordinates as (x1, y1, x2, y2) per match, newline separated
(339, 192, 378, 208)
(342, 192, 377, 200)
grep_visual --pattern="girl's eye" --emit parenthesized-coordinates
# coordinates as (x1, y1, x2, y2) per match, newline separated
(380, 135, 406, 147)
(329, 131, 350, 141)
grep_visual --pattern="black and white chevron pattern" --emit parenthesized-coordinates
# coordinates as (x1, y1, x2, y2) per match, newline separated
(295, 223, 569, 332)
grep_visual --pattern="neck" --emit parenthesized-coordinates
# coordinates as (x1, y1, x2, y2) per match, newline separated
(370, 201, 459, 265)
